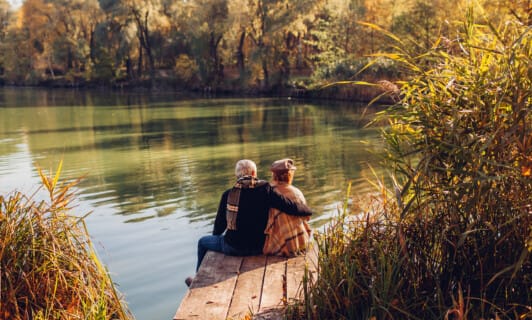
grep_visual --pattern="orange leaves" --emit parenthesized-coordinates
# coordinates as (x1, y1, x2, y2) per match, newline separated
(522, 165, 531, 177)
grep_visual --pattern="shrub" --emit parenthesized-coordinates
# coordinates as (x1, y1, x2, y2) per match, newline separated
(0, 163, 131, 320)
(311, 56, 402, 84)
(174, 54, 200, 88)
(291, 10, 531, 320)
(380, 12, 531, 318)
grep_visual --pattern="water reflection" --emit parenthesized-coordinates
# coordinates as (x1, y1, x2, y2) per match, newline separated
(0, 89, 383, 225)
(0, 88, 384, 319)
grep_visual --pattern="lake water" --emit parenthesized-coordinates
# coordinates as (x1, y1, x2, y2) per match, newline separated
(0, 88, 384, 320)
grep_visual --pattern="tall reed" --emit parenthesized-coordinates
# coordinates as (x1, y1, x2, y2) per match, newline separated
(0, 163, 131, 319)
(289, 8, 531, 320)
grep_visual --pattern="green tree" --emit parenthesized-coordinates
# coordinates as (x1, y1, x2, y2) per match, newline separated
(48, 0, 104, 83)
(187, 0, 229, 87)
(334, 0, 367, 55)
(2, 27, 33, 84)
(96, 0, 136, 82)
(128, 0, 156, 83)
(391, 0, 463, 52)
(244, 0, 322, 90)
(305, 8, 343, 82)
(98, 0, 170, 86)
(481, 0, 531, 25)
(392, 0, 438, 50)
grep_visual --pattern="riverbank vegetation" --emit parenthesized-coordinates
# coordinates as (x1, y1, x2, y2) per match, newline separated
(289, 6, 531, 320)
(0, 163, 131, 319)
(0, 0, 528, 99)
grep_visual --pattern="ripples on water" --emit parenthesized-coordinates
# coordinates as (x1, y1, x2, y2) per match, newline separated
(0, 88, 385, 319)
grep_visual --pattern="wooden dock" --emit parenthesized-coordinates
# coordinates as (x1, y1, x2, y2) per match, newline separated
(174, 244, 318, 320)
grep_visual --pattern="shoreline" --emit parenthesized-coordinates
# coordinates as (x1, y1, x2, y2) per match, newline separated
(0, 80, 397, 105)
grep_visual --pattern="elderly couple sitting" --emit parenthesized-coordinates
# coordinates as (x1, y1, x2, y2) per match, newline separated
(189, 159, 312, 284)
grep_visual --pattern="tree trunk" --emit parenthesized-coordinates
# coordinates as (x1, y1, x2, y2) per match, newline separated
(132, 8, 155, 87)
(237, 30, 246, 82)
(143, 11, 156, 88)
(137, 42, 143, 78)
(126, 56, 133, 79)
(262, 58, 269, 90)
(67, 48, 73, 71)
(89, 28, 95, 63)
(47, 56, 55, 79)
(209, 32, 223, 86)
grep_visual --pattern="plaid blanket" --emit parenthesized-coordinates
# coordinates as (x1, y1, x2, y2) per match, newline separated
(263, 184, 312, 257)
(226, 175, 260, 230)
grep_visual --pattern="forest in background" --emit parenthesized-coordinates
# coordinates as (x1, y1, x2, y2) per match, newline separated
(0, 0, 529, 97)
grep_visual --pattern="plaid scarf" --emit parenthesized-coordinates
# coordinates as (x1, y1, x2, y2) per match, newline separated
(226, 175, 261, 230)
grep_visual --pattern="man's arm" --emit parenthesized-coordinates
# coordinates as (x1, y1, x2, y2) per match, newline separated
(270, 186, 312, 217)
(213, 191, 229, 235)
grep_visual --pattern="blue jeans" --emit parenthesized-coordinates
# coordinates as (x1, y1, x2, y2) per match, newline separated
(196, 235, 261, 271)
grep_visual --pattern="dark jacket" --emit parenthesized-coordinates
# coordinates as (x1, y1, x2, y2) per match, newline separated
(213, 181, 312, 252)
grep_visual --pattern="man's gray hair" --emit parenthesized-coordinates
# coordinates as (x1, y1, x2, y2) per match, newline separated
(235, 159, 257, 178)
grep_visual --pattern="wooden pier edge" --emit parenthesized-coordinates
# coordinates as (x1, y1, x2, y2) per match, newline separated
(174, 243, 318, 320)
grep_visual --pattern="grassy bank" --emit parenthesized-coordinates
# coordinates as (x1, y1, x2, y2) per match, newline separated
(290, 11, 531, 320)
(0, 163, 131, 319)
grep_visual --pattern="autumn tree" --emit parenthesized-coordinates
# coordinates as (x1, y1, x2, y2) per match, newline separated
(4, 0, 56, 82)
(1, 25, 34, 84)
(305, 0, 395, 82)
(185, 0, 229, 87)
(98, 0, 171, 86)
(0, 0, 105, 84)
(363, 0, 394, 53)
(480, 0, 531, 25)
(390, 0, 466, 52)
(128, 0, 156, 82)
(326, 0, 367, 55)
(0, 0, 11, 79)
(75, 0, 105, 79)
(0, 0, 524, 92)
(225, 0, 252, 86)
(241, 0, 323, 90)
(305, 6, 347, 82)
(47, 0, 104, 83)
(96, 0, 134, 82)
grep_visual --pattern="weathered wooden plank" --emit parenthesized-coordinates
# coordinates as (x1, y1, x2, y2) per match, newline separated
(173, 251, 242, 320)
(226, 255, 267, 319)
(286, 244, 319, 304)
(174, 246, 319, 320)
(286, 255, 306, 302)
(305, 242, 319, 285)
(257, 256, 286, 318)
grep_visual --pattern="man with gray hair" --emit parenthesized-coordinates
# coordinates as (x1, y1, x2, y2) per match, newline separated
(234, 159, 257, 178)
(193, 159, 312, 273)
